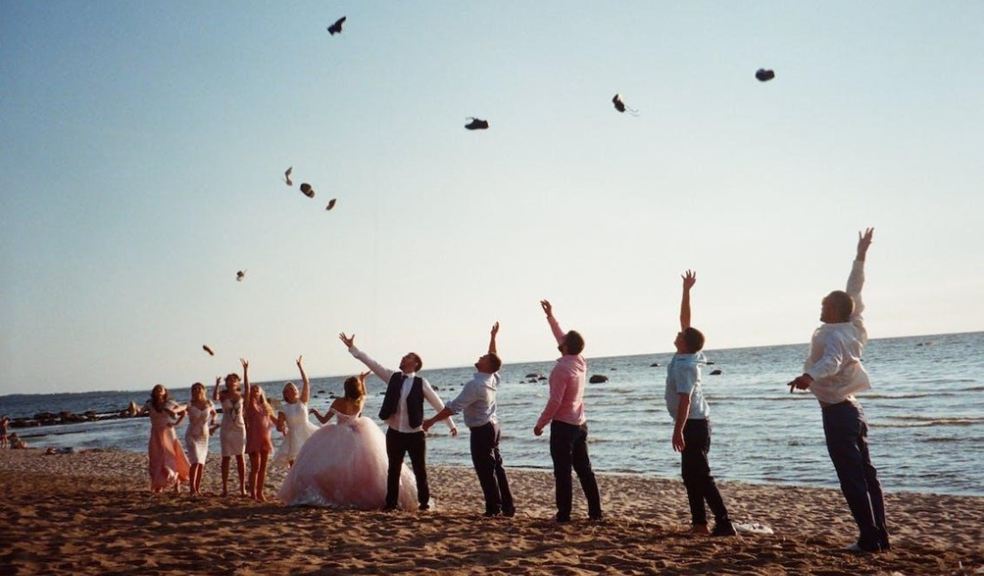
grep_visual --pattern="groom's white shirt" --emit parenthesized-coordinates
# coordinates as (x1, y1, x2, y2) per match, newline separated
(350, 346, 456, 433)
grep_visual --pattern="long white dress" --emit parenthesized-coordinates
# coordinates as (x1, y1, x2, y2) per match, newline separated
(184, 402, 212, 465)
(277, 411, 418, 510)
(272, 401, 320, 467)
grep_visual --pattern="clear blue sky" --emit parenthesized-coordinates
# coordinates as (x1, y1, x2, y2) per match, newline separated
(2, 1, 982, 395)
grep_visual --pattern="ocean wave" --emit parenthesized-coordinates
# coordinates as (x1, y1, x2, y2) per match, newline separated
(877, 417, 983, 428)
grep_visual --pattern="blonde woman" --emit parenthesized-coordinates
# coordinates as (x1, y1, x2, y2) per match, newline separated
(279, 372, 419, 510)
(213, 363, 247, 497)
(273, 356, 320, 468)
(242, 358, 275, 501)
(184, 382, 217, 496)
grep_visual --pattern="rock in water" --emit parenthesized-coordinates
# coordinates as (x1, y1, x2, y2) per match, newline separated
(589, 374, 609, 384)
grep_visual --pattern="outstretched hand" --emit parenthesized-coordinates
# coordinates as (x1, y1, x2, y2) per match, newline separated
(787, 374, 813, 393)
(240, 358, 249, 370)
(339, 333, 355, 349)
(540, 300, 553, 317)
(682, 269, 696, 290)
(296, 355, 303, 367)
(856, 227, 875, 261)
(490, 321, 500, 338)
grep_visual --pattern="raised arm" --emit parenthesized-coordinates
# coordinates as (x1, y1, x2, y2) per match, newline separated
(541, 300, 565, 345)
(296, 355, 310, 404)
(339, 333, 395, 382)
(848, 228, 874, 319)
(240, 358, 250, 398)
(212, 376, 221, 401)
(680, 270, 696, 330)
(488, 322, 499, 355)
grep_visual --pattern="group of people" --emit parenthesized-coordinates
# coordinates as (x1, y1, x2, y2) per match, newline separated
(142, 228, 889, 553)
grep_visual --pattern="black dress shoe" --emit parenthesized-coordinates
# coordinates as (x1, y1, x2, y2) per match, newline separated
(502, 508, 516, 518)
(711, 520, 738, 537)
(464, 117, 489, 130)
(482, 511, 500, 518)
(554, 513, 571, 523)
(419, 503, 431, 511)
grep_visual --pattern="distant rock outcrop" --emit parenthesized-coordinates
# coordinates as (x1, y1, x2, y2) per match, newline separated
(589, 375, 609, 384)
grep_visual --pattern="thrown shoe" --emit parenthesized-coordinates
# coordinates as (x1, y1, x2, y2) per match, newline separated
(755, 68, 775, 82)
(465, 117, 489, 130)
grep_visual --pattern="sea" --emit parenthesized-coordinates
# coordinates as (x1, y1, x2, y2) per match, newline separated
(2, 331, 982, 497)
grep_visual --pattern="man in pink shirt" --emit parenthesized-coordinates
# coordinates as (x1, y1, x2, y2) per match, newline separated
(533, 300, 603, 522)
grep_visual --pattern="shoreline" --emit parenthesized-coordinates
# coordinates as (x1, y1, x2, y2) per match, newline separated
(2, 449, 981, 575)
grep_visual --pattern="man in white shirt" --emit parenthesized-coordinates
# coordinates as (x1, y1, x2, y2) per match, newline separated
(788, 228, 889, 553)
(339, 332, 457, 511)
(424, 322, 515, 517)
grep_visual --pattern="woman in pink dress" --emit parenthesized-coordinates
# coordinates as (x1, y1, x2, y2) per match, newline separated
(143, 384, 191, 493)
(242, 358, 275, 501)
(279, 373, 418, 510)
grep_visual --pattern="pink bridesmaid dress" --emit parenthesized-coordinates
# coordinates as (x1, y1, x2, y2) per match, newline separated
(147, 401, 191, 491)
(244, 398, 274, 454)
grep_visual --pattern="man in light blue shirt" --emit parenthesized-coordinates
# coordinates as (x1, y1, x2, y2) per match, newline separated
(666, 270, 735, 537)
(425, 322, 515, 517)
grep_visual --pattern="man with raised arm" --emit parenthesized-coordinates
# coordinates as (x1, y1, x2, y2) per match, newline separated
(787, 228, 889, 553)
(666, 270, 736, 537)
(339, 333, 457, 511)
(424, 322, 515, 518)
(533, 300, 602, 523)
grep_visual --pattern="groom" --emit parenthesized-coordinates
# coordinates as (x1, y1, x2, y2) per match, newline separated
(339, 333, 457, 511)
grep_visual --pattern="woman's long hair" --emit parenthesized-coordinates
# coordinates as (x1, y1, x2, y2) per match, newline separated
(149, 384, 168, 412)
(343, 375, 367, 410)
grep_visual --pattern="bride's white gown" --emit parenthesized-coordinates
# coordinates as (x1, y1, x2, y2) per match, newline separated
(277, 411, 418, 510)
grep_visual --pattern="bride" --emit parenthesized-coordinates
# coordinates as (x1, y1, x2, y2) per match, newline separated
(278, 372, 418, 510)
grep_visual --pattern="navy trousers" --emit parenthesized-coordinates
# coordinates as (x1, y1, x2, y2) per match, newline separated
(822, 401, 889, 550)
(385, 429, 429, 509)
(549, 421, 602, 520)
(681, 418, 730, 526)
(470, 421, 514, 515)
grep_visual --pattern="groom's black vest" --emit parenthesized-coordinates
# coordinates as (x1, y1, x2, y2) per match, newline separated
(378, 372, 425, 429)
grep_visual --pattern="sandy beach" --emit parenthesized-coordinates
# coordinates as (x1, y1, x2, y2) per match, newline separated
(1, 449, 981, 575)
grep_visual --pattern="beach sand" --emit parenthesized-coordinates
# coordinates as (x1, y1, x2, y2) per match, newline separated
(1, 449, 981, 575)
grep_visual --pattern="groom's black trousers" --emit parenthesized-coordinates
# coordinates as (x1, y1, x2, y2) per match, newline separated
(470, 420, 514, 515)
(385, 429, 429, 509)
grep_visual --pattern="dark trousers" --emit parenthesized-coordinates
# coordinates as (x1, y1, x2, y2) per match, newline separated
(681, 419, 730, 525)
(822, 401, 889, 550)
(470, 421, 514, 515)
(549, 421, 602, 520)
(385, 429, 429, 509)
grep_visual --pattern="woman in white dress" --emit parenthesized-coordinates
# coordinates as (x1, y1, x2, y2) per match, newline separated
(273, 356, 321, 468)
(184, 381, 217, 496)
(278, 372, 418, 510)
(213, 365, 247, 497)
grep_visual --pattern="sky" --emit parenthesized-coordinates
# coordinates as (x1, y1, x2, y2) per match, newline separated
(1, 1, 982, 395)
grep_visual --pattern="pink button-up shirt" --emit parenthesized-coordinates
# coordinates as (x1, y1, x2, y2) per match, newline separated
(536, 316, 587, 429)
